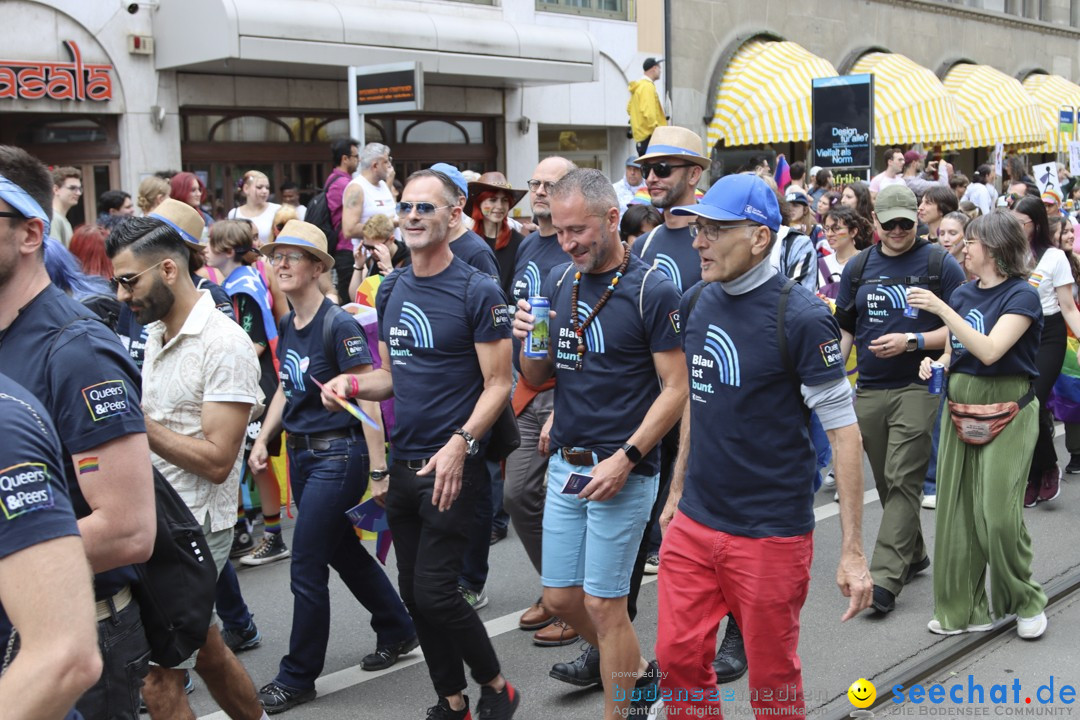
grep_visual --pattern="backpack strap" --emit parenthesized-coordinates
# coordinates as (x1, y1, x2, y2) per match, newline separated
(639, 264, 659, 321)
(321, 303, 348, 375)
(777, 278, 812, 425)
(686, 281, 709, 319)
(637, 225, 663, 258)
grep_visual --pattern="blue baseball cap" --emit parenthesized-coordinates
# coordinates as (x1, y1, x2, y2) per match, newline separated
(430, 162, 468, 197)
(671, 173, 781, 232)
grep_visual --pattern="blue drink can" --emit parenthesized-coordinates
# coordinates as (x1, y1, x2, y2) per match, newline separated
(903, 303, 920, 319)
(524, 296, 550, 358)
(929, 362, 945, 394)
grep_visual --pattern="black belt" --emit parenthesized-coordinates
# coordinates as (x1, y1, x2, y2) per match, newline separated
(559, 447, 600, 466)
(395, 458, 431, 471)
(286, 428, 358, 451)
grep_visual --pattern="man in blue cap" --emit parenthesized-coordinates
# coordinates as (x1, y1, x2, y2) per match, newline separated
(612, 156, 645, 216)
(655, 172, 872, 720)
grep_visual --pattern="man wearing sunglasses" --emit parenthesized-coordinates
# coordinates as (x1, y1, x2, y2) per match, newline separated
(834, 183, 966, 615)
(0, 145, 156, 719)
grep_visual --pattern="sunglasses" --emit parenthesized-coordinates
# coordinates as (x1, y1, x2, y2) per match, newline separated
(880, 218, 916, 232)
(110, 258, 167, 292)
(396, 202, 452, 216)
(269, 251, 310, 266)
(640, 162, 695, 179)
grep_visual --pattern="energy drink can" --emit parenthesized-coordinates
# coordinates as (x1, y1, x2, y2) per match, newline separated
(929, 362, 945, 394)
(903, 302, 920, 319)
(524, 296, 550, 358)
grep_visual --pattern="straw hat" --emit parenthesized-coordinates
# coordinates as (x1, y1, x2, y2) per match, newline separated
(636, 126, 711, 169)
(148, 198, 206, 251)
(465, 172, 528, 215)
(260, 220, 335, 268)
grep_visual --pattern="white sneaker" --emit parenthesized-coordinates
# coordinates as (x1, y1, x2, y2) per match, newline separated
(927, 618, 993, 636)
(833, 491, 839, 503)
(822, 471, 836, 491)
(922, 494, 937, 509)
(1017, 612, 1047, 639)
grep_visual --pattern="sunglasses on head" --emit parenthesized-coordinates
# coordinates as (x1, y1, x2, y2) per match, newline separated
(640, 161, 695, 179)
(880, 218, 916, 232)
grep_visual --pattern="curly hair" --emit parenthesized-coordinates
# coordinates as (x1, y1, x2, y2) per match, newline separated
(823, 205, 873, 250)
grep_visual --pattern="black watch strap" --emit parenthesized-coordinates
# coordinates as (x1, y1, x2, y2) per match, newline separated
(621, 442, 642, 464)
(370, 469, 389, 481)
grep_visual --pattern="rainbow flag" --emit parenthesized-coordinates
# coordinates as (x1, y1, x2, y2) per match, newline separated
(78, 457, 99, 474)
(346, 497, 394, 565)
(775, 155, 791, 192)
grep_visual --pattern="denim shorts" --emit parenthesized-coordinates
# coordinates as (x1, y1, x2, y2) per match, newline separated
(541, 451, 658, 598)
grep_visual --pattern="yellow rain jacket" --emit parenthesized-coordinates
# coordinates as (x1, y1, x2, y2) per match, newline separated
(627, 77, 666, 143)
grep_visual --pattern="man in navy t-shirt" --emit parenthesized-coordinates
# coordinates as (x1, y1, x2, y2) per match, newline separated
(0, 373, 101, 719)
(835, 183, 965, 614)
(0, 146, 156, 719)
(326, 169, 519, 720)
(654, 174, 871, 720)
(513, 168, 687, 719)
(503, 156, 579, 646)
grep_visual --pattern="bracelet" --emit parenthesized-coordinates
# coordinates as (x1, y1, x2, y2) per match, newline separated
(347, 375, 360, 398)
(353, 265, 363, 272)
(916, 333, 925, 350)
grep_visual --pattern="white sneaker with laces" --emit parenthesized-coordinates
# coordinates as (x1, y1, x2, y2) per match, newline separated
(927, 618, 993, 636)
(1017, 612, 1047, 639)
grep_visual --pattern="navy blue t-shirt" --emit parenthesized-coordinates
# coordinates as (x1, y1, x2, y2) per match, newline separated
(119, 272, 233, 369)
(277, 298, 372, 436)
(510, 231, 569, 372)
(377, 258, 512, 459)
(636, 224, 700, 293)
(949, 277, 1043, 378)
(0, 373, 81, 628)
(451, 229, 501, 281)
(679, 275, 846, 537)
(543, 253, 682, 475)
(836, 243, 966, 388)
(0, 284, 145, 598)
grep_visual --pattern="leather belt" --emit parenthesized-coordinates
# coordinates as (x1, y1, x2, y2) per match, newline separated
(560, 447, 598, 466)
(286, 429, 358, 451)
(95, 585, 133, 622)
(395, 458, 431, 471)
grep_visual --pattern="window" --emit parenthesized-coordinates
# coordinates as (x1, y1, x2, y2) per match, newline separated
(536, 0, 631, 21)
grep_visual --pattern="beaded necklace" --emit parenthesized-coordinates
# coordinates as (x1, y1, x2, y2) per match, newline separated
(570, 244, 631, 371)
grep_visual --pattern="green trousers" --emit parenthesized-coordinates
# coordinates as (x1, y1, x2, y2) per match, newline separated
(933, 373, 1046, 629)
(856, 383, 940, 594)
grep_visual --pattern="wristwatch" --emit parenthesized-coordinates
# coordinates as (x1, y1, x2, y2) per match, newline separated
(453, 429, 479, 456)
(905, 333, 918, 352)
(621, 442, 642, 464)
(370, 469, 389, 481)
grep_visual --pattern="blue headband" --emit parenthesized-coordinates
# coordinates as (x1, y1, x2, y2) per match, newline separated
(0, 173, 51, 237)
(148, 212, 200, 246)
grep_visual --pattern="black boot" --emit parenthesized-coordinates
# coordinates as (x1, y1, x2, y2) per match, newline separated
(713, 615, 747, 683)
(549, 642, 601, 687)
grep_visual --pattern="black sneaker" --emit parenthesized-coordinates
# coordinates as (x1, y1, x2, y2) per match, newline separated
(426, 695, 471, 720)
(872, 586, 896, 613)
(222, 618, 262, 652)
(903, 556, 930, 585)
(361, 635, 420, 671)
(231, 524, 254, 558)
(239, 532, 290, 566)
(1067, 455, 1080, 474)
(476, 682, 520, 720)
(713, 616, 746, 683)
(549, 642, 601, 687)
(627, 660, 663, 717)
(258, 681, 316, 715)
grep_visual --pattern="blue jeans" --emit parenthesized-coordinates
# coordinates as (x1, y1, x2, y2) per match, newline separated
(215, 561, 253, 632)
(76, 598, 151, 720)
(810, 412, 831, 492)
(925, 383, 947, 496)
(275, 436, 415, 692)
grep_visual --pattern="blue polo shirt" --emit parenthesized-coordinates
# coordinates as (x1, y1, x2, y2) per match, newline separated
(377, 258, 512, 459)
(836, 242, 965, 388)
(276, 298, 372, 436)
(679, 274, 846, 537)
(0, 284, 145, 598)
(636, 224, 700, 293)
(949, 277, 1043, 378)
(510, 231, 569, 372)
(542, 253, 682, 475)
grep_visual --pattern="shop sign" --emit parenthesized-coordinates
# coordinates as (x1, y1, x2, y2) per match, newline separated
(0, 41, 113, 102)
(811, 74, 874, 172)
(348, 62, 423, 115)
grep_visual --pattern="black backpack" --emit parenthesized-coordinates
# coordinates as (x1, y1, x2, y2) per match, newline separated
(305, 177, 346, 247)
(840, 240, 948, 311)
(48, 316, 217, 668)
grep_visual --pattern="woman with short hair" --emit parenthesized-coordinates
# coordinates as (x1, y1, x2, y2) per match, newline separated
(919, 186, 960, 241)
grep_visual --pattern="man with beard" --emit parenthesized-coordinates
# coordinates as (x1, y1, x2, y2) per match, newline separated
(514, 169, 687, 720)
(0, 145, 156, 720)
(324, 169, 518, 720)
(106, 217, 268, 720)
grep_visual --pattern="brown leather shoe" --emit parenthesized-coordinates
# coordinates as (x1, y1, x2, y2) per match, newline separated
(533, 617, 579, 647)
(519, 601, 555, 631)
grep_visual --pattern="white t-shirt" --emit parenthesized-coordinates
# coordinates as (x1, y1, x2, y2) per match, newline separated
(869, 173, 906, 194)
(228, 202, 281, 245)
(962, 183, 992, 216)
(1029, 247, 1074, 316)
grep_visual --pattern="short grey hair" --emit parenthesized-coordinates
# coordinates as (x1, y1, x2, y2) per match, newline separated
(549, 168, 618, 216)
(360, 143, 390, 171)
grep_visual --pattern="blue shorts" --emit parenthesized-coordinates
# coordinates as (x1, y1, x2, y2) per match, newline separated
(541, 451, 659, 598)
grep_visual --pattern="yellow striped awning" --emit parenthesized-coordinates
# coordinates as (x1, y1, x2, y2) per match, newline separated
(1020, 73, 1080, 154)
(942, 63, 1045, 149)
(849, 52, 965, 147)
(707, 40, 838, 148)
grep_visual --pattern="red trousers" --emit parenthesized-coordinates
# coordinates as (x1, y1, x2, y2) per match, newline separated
(655, 511, 813, 719)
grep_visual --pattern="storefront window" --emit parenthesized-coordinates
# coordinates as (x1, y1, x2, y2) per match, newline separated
(536, 0, 630, 20)
(16, 117, 108, 144)
(396, 119, 484, 144)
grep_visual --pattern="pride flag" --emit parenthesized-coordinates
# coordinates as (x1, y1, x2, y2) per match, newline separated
(775, 155, 791, 193)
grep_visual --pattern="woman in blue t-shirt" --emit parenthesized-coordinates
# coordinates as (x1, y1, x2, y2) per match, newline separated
(907, 211, 1048, 641)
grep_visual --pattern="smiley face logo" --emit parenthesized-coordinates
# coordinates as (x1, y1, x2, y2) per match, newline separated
(848, 678, 876, 708)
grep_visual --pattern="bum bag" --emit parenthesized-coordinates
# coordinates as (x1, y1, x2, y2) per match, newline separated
(948, 386, 1035, 446)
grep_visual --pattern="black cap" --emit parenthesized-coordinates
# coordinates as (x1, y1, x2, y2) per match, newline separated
(643, 57, 663, 72)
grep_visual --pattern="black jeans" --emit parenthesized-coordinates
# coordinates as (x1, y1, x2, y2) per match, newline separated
(387, 457, 501, 697)
(1030, 312, 1066, 480)
(333, 249, 355, 305)
(76, 599, 151, 720)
